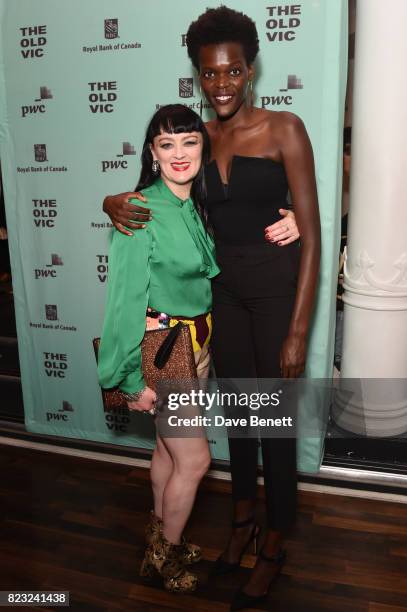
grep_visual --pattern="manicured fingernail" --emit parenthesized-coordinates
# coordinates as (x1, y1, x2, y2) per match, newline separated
(142, 224, 146, 228)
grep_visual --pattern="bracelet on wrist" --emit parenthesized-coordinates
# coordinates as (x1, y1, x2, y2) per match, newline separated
(122, 387, 146, 403)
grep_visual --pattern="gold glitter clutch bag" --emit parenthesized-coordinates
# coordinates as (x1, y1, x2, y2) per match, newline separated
(93, 322, 196, 411)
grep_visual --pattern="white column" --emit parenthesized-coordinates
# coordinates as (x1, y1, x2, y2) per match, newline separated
(332, 0, 407, 436)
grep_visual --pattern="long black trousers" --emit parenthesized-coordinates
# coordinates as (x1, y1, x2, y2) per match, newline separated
(211, 241, 300, 534)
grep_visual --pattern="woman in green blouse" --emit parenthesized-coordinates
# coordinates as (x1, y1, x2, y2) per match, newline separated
(97, 105, 219, 593)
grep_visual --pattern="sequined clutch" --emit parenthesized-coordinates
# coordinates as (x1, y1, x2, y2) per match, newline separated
(93, 322, 196, 411)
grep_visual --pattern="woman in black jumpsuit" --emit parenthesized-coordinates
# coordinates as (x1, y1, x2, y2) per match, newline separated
(206, 155, 300, 537)
(185, 10, 320, 609)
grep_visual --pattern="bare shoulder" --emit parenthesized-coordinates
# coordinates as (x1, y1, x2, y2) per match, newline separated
(270, 110, 306, 134)
(269, 111, 310, 152)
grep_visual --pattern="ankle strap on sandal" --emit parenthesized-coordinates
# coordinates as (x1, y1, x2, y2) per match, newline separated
(259, 547, 286, 564)
(232, 516, 256, 529)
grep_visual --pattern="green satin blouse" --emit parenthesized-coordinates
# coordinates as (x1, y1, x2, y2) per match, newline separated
(97, 178, 219, 394)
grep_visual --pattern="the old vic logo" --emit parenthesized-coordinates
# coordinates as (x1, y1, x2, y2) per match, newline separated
(88, 81, 118, 113)
(33, 199, 58, 228)
(265, 5, 302, 42)
(44, 352, 68, 378)
(96, 255, 108, 282)
(20, 25, 47, 58)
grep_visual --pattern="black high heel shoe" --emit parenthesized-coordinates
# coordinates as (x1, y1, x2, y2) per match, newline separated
(210, 516, 260, 577)
(230, 547, 286, 611)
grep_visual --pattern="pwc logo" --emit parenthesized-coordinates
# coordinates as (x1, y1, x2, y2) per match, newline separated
(261, 75, 303, 108)
(46, 400, 74, 423)
(101, 141, 136, 173)
(34, 254, 63, 280)
(21, 86, 53, 118)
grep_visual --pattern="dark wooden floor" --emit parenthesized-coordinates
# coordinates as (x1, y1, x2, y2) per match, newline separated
(1, 444, 406, 611)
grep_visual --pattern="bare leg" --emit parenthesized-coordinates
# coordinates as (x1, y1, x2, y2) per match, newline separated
(150, 434, 173, 518)
(160, 435, 210, 544)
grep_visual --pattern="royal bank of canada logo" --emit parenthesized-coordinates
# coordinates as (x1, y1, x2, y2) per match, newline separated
(179, 78, 194, 98)
(44, 351, 69, 378)
(265, 5, 302, 42)
(83, 19, 140, 54)
(261, 75, 304, 108)
(34, 253, 63, 279)
(20, 25, 47, 59)
(101, 141, 136, 172)
(30, 305, 77, 332)
(21, 86, 53, 118)
(34, 144, 47, 162)
(45, 304, 58, 321)
(157, 79, 207, 112)
(33, 198, 58, 228)
(46, 400, 74, 423)
(96, 255, 108, 282)
(105, 18, 119, 39)
(17, 146, 68, 175)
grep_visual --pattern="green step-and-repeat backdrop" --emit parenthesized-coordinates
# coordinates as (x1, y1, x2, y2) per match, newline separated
(0, 0, 347, 472)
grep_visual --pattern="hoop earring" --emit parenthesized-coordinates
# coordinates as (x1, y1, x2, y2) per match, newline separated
(199, 84, 203, 119)
(152, 160, 160, 175)
(247, 80, 254, 108)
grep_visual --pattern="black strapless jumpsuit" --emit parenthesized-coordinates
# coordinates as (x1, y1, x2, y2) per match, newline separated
(205, 155, 300, 534)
